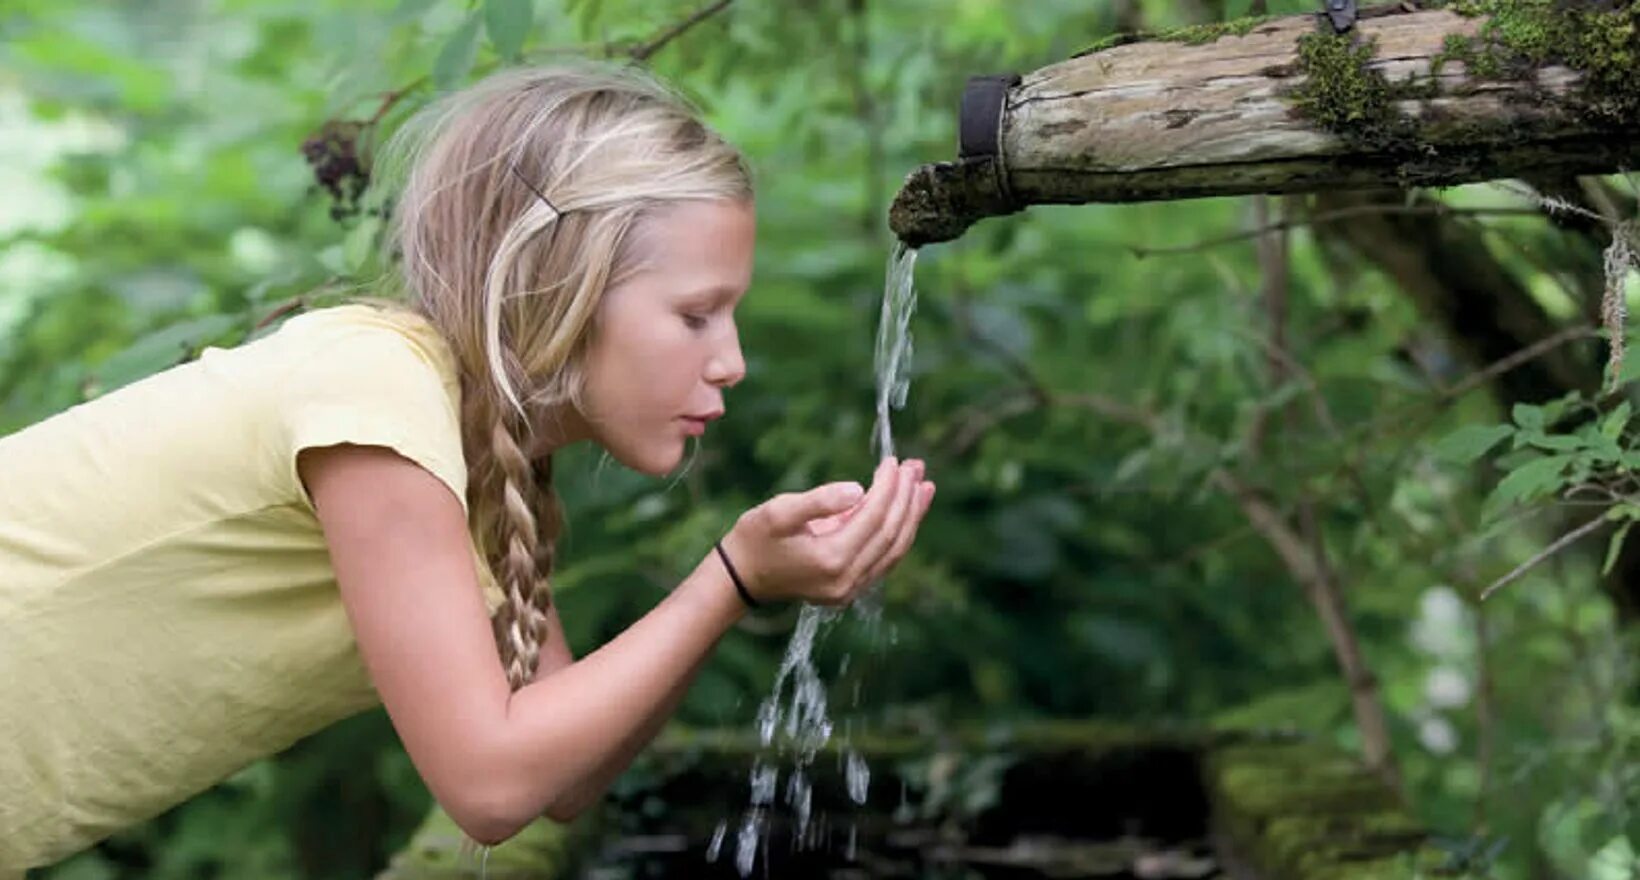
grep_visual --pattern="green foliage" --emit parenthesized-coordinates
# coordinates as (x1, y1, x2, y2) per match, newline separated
(1430, 390, 1640, 524)
(484, 0, 534, 64)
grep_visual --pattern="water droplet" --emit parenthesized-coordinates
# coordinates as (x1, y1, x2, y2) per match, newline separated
(846, 750, 871, 804)
(735, 808, 762, 877)
(707, 819, 727, 862)
(786, 769, 812, 835)
(750, 760, 778, 805)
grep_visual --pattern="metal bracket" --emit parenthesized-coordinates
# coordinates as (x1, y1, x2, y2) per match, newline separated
(1324, 0, 1357, 33)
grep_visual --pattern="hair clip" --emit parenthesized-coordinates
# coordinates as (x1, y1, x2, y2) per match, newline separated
(509, 163, 562, 217)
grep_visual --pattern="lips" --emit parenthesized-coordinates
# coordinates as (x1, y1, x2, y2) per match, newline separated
(680, 411, 721, 436)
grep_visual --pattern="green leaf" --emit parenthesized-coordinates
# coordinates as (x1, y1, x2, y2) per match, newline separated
(485, 0, 533, 62)
(1524, 431, 1585, 452)
(433, 12, 483, 91)
(88, 314, 242, 396)
(1487, 454, 1574, 511)
(1601, 401, 1631, 441)
(1620, 346, 1640, 386)
(1512, 403, 1545, 430)
(1433, 424, 1514, 464)
(342, 216, 382, 274)
(391, 0, 443, 24)
(1606, 525, 1633, 575)
(1112, 447, 1151, 484)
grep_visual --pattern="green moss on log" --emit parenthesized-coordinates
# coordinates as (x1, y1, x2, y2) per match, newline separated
(1288, 2, 1637, 151)
(1290, 31, 1425, 151)
(1073, 14, 1276, 57)
(1204, 742, 1453, 880)
(1438, 0, 1640, 121)
(1159, 15, 1279, 45)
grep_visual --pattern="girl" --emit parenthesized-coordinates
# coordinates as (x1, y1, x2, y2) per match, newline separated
(0, 60, 935, 871)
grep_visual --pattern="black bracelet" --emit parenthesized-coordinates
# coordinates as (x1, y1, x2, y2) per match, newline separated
(714, 539, 760, 609)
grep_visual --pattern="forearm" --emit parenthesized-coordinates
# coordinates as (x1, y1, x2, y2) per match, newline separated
(489, 550, 745, 832)
(545, 645, 710, 818)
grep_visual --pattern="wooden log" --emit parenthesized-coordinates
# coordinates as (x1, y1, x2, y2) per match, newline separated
(889, 2, 1640, 245)
(375, 720, 1445, 878)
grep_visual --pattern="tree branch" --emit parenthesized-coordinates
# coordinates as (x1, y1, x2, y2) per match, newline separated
(1126, 205, 1545, 259)
(628, 0, 735, 61)
(1479, 514, 1610, 602)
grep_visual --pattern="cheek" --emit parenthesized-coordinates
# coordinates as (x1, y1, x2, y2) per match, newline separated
(585, 325, 694, 417)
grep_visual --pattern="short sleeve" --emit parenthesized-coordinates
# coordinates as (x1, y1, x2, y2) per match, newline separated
(278, 325, 469, 517)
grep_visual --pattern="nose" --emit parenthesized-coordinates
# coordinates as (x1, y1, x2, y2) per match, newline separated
(706, 322, 746, 389)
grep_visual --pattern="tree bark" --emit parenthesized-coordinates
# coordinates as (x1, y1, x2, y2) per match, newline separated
(890, 3, 1640, 245)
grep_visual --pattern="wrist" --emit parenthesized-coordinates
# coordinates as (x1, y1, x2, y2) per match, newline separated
(717, 524, 768, 607)
(714, 540, 761, 610)
(684, 547, 753, 628)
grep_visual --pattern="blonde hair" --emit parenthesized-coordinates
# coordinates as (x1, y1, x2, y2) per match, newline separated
(361, 60, 752, 701)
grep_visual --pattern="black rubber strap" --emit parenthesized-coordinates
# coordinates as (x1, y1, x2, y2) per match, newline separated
(959, 73, 1022, 160)
(714, 540, 759, 609)
(1324, 0, 1357, 33)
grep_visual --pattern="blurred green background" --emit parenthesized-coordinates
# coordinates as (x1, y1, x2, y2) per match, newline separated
(4, 0, 1638, 877)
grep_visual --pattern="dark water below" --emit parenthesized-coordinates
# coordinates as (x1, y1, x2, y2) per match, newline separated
(583, 744, 1228, 879)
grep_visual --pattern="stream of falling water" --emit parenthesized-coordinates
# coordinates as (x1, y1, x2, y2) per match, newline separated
(711, 242, 920, 876)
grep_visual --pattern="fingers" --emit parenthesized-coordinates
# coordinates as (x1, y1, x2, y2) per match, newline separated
(804, 505, 856, 537)
(765, 481, 866, 535)
(865, 478, 933, 584)
(828, 456, 902, 553)
(841, 459, 919, 590)
(797, 457, 936, 605)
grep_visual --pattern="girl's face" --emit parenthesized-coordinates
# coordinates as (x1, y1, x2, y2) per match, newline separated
(574, 198, 754, 476)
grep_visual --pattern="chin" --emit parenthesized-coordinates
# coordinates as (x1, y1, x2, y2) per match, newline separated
(603, 439, 684, 478)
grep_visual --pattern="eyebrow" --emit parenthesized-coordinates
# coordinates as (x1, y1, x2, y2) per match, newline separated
(683, 285, 743, 306)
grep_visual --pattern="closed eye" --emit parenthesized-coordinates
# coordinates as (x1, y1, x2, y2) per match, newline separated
(682, 313, 709, 331)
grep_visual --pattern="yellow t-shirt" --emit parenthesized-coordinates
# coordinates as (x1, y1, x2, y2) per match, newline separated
(0, 302, 505, 870)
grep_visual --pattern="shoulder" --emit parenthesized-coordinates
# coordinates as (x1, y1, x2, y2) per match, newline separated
(271, 301, 472, 515)
(274, 301, 459, 386)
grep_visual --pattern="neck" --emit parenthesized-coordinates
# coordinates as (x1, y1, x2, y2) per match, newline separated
(524, 401, 591, 460)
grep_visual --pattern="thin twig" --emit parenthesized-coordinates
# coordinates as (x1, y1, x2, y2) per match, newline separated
(1479, 514, 1609, 601)
(252, 296, 307, 332)
(629, 0, 734, 61)
(1435, 326, 1599, 401)
(1126, 205, 1544, 258)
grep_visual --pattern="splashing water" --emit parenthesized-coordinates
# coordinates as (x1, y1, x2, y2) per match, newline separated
(725, 243, 920, 875)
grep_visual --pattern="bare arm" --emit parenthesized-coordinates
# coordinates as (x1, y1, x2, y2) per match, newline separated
(532, 616, 706, 820)
(498, 557, 731, 822)
(301, 444, 926, 844)
(300, 443, 746, 843)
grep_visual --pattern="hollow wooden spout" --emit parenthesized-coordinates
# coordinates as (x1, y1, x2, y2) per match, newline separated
(888, 2, 1640, 246)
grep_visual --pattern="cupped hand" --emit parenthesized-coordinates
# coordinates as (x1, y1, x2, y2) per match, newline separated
(720, 457, 935, 606)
